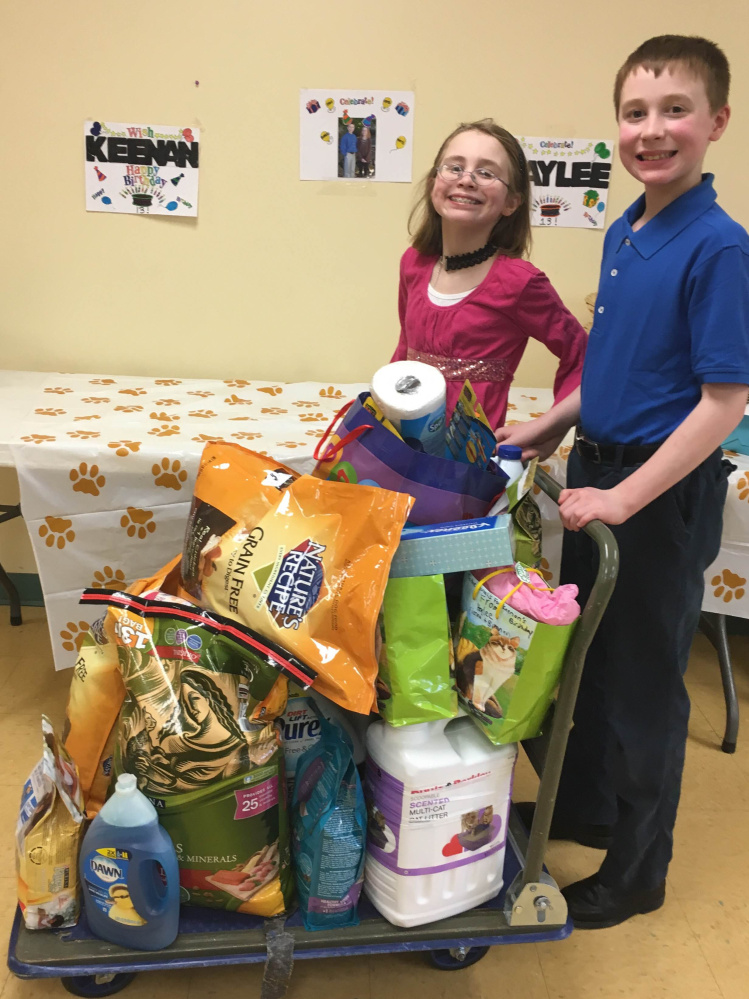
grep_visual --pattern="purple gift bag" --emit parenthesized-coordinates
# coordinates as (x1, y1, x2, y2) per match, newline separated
(313, 394, 507, 525)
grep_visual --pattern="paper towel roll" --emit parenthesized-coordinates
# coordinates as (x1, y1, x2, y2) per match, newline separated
(371, 361, 447, 456)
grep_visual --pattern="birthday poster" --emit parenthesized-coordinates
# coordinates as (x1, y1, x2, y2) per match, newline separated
(299, 90, 414, 183)
(519, 137, 615, 229)
(84, 121, 200, 216)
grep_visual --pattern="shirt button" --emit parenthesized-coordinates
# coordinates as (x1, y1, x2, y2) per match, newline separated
(624, 238, 631, 245)
(611, 268, 618, 277)
(597, 306, 605, 314)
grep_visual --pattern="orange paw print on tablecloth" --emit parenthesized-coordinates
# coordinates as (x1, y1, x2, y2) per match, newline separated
(224, 379, 251, 388)
(155, 379, 182, 386)
(35, 407, 65, 417)
(121, 507, 156, 539)
(149, 424, 181, 437)
(67, 430, 101, 440)
(108, 440, 141, 457)
(90, 378, 116, 385)
(74, 415, 101, 421)
(188, 390, 214, 398)
(258, 386, 284, 396)
(261, 407, 287, 415)
(506, 403, 516, 412)
(229, 416, 256, 422)
(149, 411, 180, 422)
(293, 401, 320, 408)
(70, 462, 106, 496)
(557, 444, 572, 460)
(532, 464, 552, 495)
(520, 395, 538, 401)
(38, 516, 75, 549)
(278, 441, 305, 449)
(22, 434, 56, 444)
(299, 412, 327, 422)
(231, 432, 262, 441)
(81, 396, 110, 405)
(115, 405, 143, 413)
(60, 621, 91, 653)
(319, 387, 343, 399)
(152, 458, 188, 490)
(711, 569, 746, 603)
(188, 410, 217, 419)
(529, 411, 545, 419)
(44, 387, 73, 395)
(305, 429, 326, 438)
(504, 419, 521, 426)
(192, 434, 221, 443)
(538, 558, 554, 582)
(225, 394, 253, 406)
(91, 566, 127, 589)
(737, 475, 749, 501)
(154, 398, 180, 407)
(119, 388, 147, 396)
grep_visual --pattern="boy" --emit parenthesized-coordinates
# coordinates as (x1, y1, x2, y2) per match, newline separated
(498, 35, 749, 928)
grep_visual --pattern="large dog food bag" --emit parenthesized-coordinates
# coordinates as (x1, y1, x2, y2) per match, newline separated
(180, 443, 414, 714)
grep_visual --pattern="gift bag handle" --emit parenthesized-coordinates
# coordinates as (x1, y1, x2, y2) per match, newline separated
(473, 566, 553, 619)
(313, 398, 375, 463)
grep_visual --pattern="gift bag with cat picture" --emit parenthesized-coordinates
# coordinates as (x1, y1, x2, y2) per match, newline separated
(454, 567, 578, 744)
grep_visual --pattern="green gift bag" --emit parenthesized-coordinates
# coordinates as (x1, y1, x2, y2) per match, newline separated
(455, 568, 577, 744)
(376, 574, 457, 726)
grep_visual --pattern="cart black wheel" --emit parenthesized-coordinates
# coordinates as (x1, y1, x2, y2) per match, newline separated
(61, 973, 137, 996)
(428, 945, 490, 970)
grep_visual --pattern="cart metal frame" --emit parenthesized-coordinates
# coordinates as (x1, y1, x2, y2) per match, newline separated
(7, 468, 619, 997)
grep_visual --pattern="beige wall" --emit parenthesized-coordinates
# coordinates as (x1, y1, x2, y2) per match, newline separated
(1, 1, 748, 573)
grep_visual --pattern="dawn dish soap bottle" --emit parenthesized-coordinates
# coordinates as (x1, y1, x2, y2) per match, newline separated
(79, 773, 180, 950)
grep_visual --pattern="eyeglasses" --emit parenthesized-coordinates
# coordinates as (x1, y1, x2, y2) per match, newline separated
(437, 163, 509, 188)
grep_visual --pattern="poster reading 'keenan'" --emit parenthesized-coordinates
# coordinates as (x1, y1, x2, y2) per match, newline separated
(84, 121, 200, 217)
(300, 90, 414, 183)
(519, 137, 615, 229)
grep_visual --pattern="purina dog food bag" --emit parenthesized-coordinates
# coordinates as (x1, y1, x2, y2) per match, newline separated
(180, 443, 414, 715)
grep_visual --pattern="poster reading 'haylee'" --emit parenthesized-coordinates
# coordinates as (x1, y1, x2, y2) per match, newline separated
(84, 121, 200, 217)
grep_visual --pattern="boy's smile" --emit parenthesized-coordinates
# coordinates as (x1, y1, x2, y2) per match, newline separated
(618, 65, 729, 208)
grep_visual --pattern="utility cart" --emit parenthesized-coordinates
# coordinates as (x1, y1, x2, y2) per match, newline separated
(7, 468, 619, 997)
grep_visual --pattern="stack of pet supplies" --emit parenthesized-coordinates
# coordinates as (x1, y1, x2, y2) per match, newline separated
(15, 363, 580, 944)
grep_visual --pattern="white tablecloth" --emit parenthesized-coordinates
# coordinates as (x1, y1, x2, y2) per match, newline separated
(3, 371, 747, 669)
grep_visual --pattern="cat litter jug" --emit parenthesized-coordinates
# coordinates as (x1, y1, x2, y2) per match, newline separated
(364, 716, 516, 927)
(79, 773, 180, 950)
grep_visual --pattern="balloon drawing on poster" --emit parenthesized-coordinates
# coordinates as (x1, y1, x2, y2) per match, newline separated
(84, 121, 200, 217)
(300, 89, 414, 183)
(519, 137, 615, 229)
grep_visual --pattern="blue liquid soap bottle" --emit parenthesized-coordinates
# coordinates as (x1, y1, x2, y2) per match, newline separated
(79, 774, 180, 950)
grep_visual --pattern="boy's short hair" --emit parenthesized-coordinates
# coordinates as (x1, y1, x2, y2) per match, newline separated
(614, 35, 730, 114)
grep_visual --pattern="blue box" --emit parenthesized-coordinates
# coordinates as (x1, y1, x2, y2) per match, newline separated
(389, 516, 513, 578)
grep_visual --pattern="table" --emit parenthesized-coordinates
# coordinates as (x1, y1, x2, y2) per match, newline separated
(0, 371, 744, 747)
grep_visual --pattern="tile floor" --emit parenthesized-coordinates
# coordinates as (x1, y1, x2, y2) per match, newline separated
(1, 607, 748, 998)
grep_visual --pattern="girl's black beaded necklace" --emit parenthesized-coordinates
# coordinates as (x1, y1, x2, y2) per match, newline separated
(441, 238, 498, 272)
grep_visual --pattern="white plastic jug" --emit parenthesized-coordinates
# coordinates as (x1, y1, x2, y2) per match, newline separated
(364, 716, 516, 927)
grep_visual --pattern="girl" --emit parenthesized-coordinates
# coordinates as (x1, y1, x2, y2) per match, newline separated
(392, 119, 587, 435)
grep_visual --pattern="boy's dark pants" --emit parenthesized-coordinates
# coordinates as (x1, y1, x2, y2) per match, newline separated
(557, 446, 730, 891)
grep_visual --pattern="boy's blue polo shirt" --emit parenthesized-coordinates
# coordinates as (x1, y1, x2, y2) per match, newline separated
(581, 174, 749, 445)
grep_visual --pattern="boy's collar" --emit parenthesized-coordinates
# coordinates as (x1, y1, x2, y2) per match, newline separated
(620, 174, 717, 259)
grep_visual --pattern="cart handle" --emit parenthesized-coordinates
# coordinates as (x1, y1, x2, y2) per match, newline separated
(520, 465, 619, 887)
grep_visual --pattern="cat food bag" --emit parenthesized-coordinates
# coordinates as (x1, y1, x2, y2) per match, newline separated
(16, 718, 85, 929)
(292, 710, 367, 931)
(454, 567, 578, 744)
(376, 575, 457, 726)
(180, 442, 414, 714)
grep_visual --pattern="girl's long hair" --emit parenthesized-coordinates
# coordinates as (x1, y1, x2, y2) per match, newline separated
(409, 119, 531, 259)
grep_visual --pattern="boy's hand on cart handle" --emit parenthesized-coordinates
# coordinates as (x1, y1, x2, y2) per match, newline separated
(558, 485, 631, 531)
